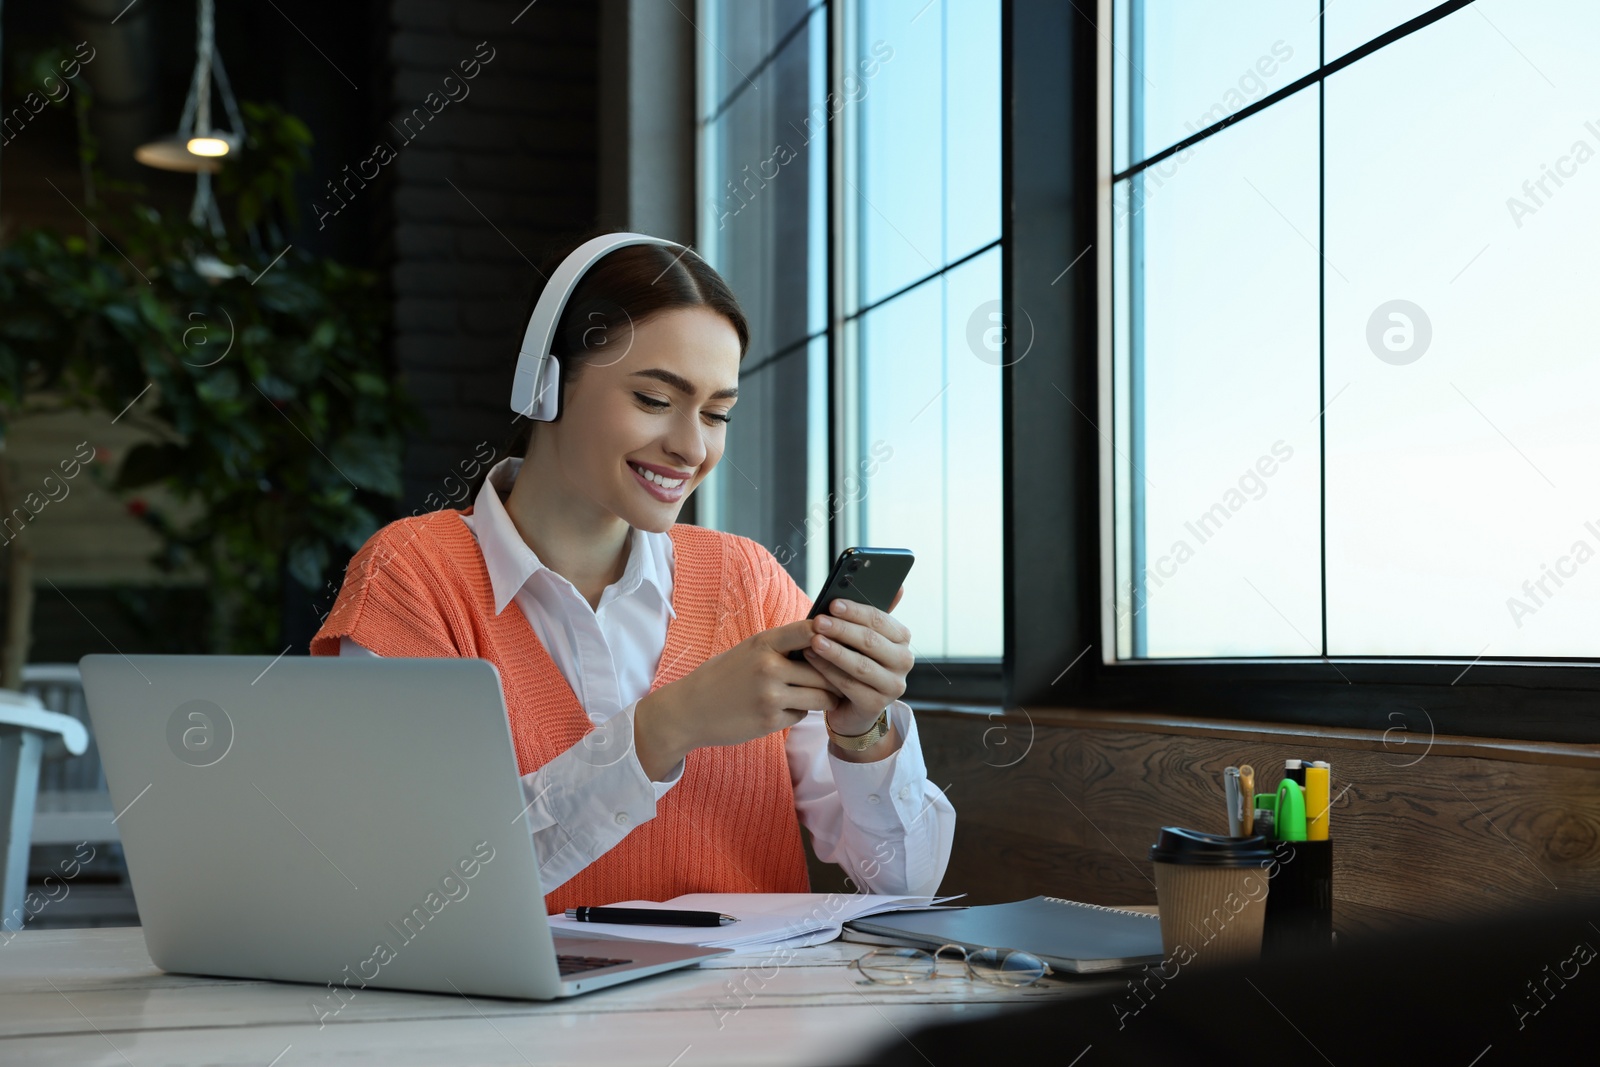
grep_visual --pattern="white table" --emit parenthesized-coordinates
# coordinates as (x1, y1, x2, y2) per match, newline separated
(0, 927, 1124, 1065)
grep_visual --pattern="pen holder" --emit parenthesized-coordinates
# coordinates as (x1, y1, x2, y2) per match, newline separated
(1261, 837, 1333, 958)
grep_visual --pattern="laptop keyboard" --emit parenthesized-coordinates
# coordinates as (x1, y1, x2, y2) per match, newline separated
(557, 954, 634, 976)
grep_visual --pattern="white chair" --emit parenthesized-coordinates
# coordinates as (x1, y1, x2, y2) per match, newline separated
(23, 664, 119, 849)
(0, 686, 89, 932)
(18, 664, 136, 930)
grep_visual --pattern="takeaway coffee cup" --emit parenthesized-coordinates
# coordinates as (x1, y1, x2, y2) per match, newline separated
(1148, 827, 1274, 967)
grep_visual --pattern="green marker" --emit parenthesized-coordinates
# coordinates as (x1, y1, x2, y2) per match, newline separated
(1275, 779, 1308, 842)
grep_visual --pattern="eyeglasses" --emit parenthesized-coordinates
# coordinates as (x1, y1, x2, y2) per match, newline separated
(851, 943, 1054, 988)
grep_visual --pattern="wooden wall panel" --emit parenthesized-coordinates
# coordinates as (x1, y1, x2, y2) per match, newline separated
(864, 707, 1600, 935)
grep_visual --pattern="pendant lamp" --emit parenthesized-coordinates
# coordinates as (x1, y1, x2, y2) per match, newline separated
(133, 0, 244, 232)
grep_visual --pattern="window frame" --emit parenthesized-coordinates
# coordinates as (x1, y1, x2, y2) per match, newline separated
(693, 0, 1008, 699)
(838, 0, 998, 703)
(1020, 0, 1600, 744)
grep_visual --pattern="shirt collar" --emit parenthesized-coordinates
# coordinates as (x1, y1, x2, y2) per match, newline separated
(468, 456, 675, 619)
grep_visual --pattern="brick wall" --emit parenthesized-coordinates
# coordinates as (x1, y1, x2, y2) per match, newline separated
(384, 0, 602, 511)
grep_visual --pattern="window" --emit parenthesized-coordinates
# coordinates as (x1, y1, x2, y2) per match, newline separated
(697, 0, 1004, 665)
(696, 0, 829, 594)
(1107, 0, 1600, 664)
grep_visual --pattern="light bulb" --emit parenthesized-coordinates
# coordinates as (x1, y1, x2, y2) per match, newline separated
(186, 136, 232, 158)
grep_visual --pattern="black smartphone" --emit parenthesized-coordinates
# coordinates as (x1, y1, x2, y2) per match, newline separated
(788, 547, 915, 660)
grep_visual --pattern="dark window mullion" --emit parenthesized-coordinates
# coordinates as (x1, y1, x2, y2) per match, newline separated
(1318, 4, 1329, 659)
(704, 1, 827, 125)
(849, 237, 1002, 323)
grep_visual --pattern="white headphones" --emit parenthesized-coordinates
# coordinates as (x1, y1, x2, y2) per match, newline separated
(509, 231, 688, 422)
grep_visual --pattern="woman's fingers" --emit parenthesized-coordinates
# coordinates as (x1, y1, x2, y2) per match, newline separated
(808, 600, 913, 717)
(804, 644, 899, 712)
(768, 617, 821, 654)
(812, 611, 913, 674)
(821, 597, 911, 647)
(785, 686, 840, 714)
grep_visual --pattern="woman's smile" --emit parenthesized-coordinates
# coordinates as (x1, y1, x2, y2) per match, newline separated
(628, 459, 693, 502)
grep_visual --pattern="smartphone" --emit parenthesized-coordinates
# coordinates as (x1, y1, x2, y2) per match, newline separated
(787, 547, 915, 660)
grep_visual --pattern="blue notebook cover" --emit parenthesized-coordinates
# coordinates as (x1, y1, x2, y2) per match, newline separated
(843, 894, 1165, 974)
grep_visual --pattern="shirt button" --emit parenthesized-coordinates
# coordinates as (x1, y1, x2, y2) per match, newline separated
(897, 787, 910, 801)
(614, 812, 630, 826)
(867, 794, 881, 805)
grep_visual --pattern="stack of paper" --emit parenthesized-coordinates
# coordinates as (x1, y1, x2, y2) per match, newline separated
(547, 892, 961, 950)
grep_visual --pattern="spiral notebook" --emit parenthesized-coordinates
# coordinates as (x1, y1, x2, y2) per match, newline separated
(842, 895, 1165, 974)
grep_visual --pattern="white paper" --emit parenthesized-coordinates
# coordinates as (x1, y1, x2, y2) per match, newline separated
(546, 892, 963, 950)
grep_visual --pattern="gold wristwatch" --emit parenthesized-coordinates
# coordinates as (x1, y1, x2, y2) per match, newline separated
(826, 706, 891, 752)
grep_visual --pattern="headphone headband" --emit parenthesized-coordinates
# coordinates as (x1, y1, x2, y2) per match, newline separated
(509, 231, 687, 422)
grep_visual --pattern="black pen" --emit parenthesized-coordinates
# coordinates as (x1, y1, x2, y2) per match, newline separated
(565, 906, 737, 927)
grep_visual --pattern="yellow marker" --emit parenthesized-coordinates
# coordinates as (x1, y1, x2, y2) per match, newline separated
(1306, 761, 1331, 841)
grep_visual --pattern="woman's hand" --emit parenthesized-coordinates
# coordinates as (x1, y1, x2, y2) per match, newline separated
(801, 588, 913, 746)
(633, 619, 839, 780)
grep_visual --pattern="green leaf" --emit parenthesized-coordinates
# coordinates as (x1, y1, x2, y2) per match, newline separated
(337, 505, 382, 551)
(287, 540, 329, 590)
(103, 304, 140, 331)
(327, 433, 403, 497)
(195, 371, 241, 405)
(352, 371, 387, 396)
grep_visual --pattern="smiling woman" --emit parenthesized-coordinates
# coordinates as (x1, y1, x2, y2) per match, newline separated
(310, 229, 955, 915)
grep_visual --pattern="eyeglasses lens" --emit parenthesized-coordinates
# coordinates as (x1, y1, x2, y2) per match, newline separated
(966, 948, 1048, 986)
(855, 948, 934, 983)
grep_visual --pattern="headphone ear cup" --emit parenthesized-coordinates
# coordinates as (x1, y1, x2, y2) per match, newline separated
(532, 354, 562, 421)
(512, 233, 674, 423)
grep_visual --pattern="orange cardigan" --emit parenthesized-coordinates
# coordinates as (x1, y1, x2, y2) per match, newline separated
(310, 508, 811, 913)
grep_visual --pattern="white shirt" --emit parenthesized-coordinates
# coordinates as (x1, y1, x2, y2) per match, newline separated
(340, 456, 955, 897)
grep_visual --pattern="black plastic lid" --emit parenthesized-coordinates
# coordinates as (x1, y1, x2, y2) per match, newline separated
(1148, 826, 1275, 867)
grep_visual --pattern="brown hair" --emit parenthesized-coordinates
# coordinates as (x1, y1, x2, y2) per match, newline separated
(469, 226, 750, 499)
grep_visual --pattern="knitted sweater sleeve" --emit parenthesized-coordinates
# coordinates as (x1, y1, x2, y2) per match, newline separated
(309, 520, 465, 658)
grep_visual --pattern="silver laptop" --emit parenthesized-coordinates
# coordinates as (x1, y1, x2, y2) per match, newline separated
(80, 654, 729, 1001)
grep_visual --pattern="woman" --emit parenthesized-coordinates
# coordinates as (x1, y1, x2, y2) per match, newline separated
(311, 229, 955, 913)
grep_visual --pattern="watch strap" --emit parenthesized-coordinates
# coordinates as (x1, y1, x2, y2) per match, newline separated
(826, 706, 891, 752)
